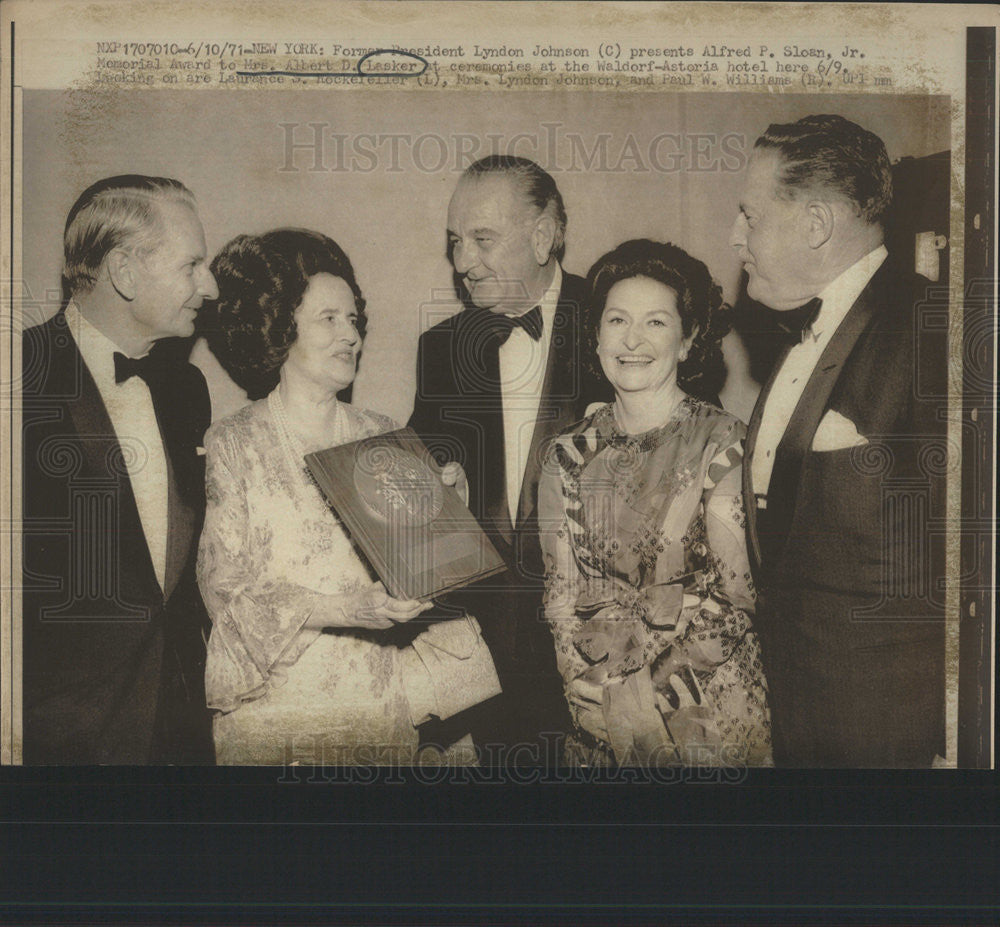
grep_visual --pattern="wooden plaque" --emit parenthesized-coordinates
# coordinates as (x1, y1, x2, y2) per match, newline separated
(305, 428, 506, 601)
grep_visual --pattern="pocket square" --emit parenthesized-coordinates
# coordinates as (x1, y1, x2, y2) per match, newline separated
(811, 410, 869, 451)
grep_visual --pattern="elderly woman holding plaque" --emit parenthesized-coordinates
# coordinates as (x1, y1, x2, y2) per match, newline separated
(197, 229, 499, 766)
(539, 239, 771, 767)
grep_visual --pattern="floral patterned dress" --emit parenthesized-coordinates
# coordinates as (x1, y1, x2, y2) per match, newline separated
(539, 398, 771, 766)
(198, 394, 496, 766)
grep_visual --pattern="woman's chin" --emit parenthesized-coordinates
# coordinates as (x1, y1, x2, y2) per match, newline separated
(608, 376, 655, 395)
(330, 361, 357, 391)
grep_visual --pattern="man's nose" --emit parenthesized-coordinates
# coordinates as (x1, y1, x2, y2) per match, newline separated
(199, 266, 219, 300)
(451, 240, 476, 275)
(729, 215, 746, 250)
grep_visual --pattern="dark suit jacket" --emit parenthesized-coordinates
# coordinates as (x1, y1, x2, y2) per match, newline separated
(21, 313, 214, 764)
(408, 270, 611, 752)
(744, 260, 948, 767)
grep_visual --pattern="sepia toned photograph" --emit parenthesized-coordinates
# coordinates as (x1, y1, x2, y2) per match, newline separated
(2, 2, 995, 779)
(2, 3, 997, 923)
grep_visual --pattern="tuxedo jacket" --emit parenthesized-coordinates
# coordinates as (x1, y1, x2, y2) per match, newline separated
(408, 270, 611, 747)
(744, 260, 948, 767)
(21, 314, 214, 764)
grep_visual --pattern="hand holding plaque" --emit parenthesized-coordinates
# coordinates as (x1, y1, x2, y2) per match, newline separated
(305, 428, 505, 601)
(307, 581, 432, 631)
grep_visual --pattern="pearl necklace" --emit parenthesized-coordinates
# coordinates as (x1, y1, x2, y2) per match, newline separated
(268, 387, 349, 482)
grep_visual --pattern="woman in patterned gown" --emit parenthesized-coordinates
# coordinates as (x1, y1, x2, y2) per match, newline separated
(197, 229, 499, 766)
(539, 239, 771, 766)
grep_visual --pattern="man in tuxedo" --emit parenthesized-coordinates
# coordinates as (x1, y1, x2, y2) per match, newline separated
(22, 175, 219, 764)
(731, 115, 948, 767)
(408, 155, 610, 761)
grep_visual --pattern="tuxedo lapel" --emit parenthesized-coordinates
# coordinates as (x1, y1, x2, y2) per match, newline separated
(60, 335, 118, 480)
(766, 270, 883, 555)
(59, 329, 161, 598)
(743, 345, 791, 576)
(144, 363, 197, 600)
(464, 315, 513, 545)
(516, 298, 578, 529)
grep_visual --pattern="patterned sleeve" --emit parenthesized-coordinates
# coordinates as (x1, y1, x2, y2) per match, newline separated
(198, 423, 321, 713)
(537, 441, 589, 686)
(672, 417, 755, 672)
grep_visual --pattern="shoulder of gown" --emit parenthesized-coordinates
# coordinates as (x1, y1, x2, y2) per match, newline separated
(203, 398, 273, 457)
(559, 401, 611, 439)
(679, 397, 747, 448)
(341, 403, 398, 439)
(541, 402, 612, 474)
(205, 397, 398, 454)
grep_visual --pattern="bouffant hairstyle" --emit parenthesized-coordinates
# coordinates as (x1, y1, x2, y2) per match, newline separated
(585, 239, 731, 405)
(754, 114, 893, 226)
(200, 228, 367, 400)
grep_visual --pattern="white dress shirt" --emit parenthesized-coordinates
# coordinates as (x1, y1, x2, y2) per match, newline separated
(498, 262, 562, 525)
(751, 244, 887, 501)
(64, 302, 170, 592)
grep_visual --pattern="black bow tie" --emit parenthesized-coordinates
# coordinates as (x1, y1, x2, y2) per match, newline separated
(776, 298, 822, 345)
(114, 351, 156, 384)
(491, 305, 543, 343)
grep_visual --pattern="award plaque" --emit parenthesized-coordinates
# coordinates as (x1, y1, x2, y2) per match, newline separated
(305, 428, 506, 601)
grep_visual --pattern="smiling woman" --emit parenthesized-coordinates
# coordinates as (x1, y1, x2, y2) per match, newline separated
(597, 276, 691, 414)
(585, 238, 732, 418)
(283, 273, 362, 395)
(538, 239, 771, 767)
(200, 229, 369, 401)
(193, 228, 499, 765)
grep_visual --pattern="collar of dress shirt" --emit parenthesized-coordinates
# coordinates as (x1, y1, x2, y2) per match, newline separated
(808, 244, 888, 341)
(63, 300, 152, 392)
(502, 262, 562, 333)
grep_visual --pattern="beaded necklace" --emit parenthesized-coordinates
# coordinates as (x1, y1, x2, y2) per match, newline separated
(268, 387, 348, 481)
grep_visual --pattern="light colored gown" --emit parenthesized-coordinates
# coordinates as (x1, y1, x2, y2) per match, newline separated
(198, 392, 498, 766)
(539, 398, 771, 766)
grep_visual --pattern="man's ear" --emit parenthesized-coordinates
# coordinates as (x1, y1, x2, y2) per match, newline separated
(805, 200, 835, 249)
(106, 248, 137, 300)
(532, 214, 557, 265)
